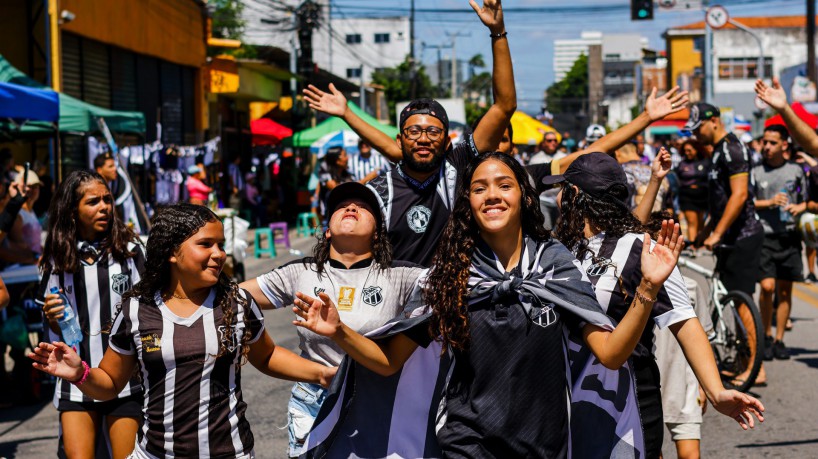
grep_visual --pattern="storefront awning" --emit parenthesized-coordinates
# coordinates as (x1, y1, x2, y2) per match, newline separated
(0, 81, 59, 123)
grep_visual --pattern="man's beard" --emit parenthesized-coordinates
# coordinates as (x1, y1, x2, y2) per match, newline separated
(402, 147, 445, 173)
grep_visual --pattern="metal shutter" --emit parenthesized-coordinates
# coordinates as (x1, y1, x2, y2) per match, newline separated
(136, 55, 160, 142)
(160, 61, 182, 145)
(61, 33, 83, 100)
(81, 39, 111, 108)
(111, 49, 138, 112)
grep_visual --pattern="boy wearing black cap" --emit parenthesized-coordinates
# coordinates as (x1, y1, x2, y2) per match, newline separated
(685, 102, 764, 296)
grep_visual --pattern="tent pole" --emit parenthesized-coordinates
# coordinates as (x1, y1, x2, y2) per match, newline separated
(54, 123, 61, 182)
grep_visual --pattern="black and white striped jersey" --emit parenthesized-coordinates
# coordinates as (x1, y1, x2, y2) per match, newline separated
(347, 150, 391, 182)
(578, 232, 696, 360)
(36, 241, 145, 404)
(109, 288, 264, 459)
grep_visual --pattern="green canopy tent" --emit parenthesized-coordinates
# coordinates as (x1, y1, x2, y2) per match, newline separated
(290, 102, 398, 147)
(0, 55, 145, 134)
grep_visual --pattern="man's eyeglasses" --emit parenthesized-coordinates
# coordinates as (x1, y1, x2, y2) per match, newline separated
(402, 125, 445, 141)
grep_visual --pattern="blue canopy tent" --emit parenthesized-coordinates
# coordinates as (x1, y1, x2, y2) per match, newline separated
(0, 81, 60, 124)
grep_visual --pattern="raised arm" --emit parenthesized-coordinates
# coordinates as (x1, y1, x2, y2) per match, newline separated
(292, 291, 419, 377)
(469, 0, 517, 153)
(756, 77, 818, 155)
(304, 84, 402, 161)
(557, 87, 689, 174)
(634, 147, 672, 223)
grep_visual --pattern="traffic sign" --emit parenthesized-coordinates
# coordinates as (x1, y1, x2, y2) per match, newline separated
(706, 5, 729, 29)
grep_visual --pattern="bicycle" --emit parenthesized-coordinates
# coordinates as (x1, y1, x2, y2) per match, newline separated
(677, 250, 764, 393)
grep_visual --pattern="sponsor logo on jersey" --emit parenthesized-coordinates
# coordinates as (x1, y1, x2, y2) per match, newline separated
(407, 205, 431, 233)
(337, 287, 356, 311)
(141, 333, 162, 353)
(111, 273, 131, 296)
(362, 286, 383, 306)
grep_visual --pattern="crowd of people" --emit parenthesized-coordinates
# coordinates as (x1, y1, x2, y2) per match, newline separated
(6, 0, 818, 457)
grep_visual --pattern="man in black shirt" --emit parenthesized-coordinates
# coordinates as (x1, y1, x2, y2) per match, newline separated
(685, 102, 764, 295)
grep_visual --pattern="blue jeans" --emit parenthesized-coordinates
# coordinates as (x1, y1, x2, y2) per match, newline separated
(287, 382, 327, 457)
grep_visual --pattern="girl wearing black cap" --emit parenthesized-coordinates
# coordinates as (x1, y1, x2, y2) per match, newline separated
(552, 152, 764, 457)
(291, 152, 691, 458)
(241, 181, 427, 457)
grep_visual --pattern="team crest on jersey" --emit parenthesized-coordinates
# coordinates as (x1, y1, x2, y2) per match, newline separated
(586, 258, 616, 277)
(362, 286, 383, 306)
(141, 333, 161, 352)
(530, 304, 558, 328)
(65, 285, 73, 295)
(111, 273, 131, 296)
(407, 205, 431, 233)
(314, 287, 326, 297)
(218, 325, 240, 353)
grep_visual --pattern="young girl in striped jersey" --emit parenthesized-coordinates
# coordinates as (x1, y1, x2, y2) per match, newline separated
(32, 203, 336, 459)
(38, 170, 145, 458)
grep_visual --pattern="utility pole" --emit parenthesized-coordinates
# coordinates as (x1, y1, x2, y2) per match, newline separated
(410, 0, 415, 61)
(808, 0, 816, 85)
(360, 64, 366, 112)
(328, 0, 333, 74)
(421, 42, 453, 94)
(446, 32, 470, 98)
(295, 0, 320, 131)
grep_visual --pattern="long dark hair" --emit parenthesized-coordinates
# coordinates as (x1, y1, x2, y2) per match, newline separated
(553, 183, 649, 262)
(41, 170, 138, 274)
(427, 152, 550, 351)
(121, 203, 251, 363)
(310, 217, 392, 277)
(681, 138, 707, 161)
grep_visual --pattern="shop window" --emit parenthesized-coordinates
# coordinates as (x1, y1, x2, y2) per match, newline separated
(346, 34, 362, 44)
(374, 33, 390, 44)
(347, 67, 362, 78)
(717, 57, 773, 80)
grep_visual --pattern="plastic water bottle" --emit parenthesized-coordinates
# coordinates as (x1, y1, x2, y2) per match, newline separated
(50, 287, 83, 347)
(779, 187, 793, 223)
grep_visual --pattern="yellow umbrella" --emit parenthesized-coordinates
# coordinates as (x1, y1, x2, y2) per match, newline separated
(510, 111, 561, 145)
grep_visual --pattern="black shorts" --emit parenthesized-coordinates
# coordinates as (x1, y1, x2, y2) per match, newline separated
(57, 393, 142, 418)
(717, 232, 764, 296)
(759, 233, 804, 282)
(633, 358, 663, 459)
(678, 187, 708, 213)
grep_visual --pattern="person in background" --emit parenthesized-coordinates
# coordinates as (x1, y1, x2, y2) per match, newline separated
(244, 172, 267, 228)
(317, 147, 354, 221)
(635, 134, 655, 163)
(616, 143, 671, 214)
(675, 139, 711, 244)
(561, 131, 576, 153)
(0, 179, 38, 267)
(528, 131, 561, 165)
(7, 170, 43, 256)
(186, 164, 212, 206)
(797, 151, 818, 283)
(347, 139, 390, 183)
(228, 155, 244, 210)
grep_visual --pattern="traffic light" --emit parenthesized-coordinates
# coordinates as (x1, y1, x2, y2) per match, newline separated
(631, 0, 654, 21)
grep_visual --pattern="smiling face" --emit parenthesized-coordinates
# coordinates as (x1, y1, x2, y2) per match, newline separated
(76, 181, 113, 240)
(469, 159, 522, 236)
(170, 220, 227, 289)
(683, 142, 698, 160)
(326, 198, 377, 240)
(399, 114, 450, 173)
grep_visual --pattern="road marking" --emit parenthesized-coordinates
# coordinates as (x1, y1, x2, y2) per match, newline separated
(793, 284, 818, 309)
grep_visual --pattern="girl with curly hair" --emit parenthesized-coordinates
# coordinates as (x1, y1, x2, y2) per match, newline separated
(31, 202, 335, 458)
(37, 170, 145, 458)
(241, 182, 426, 457)
(551, 152, 763, 457)
(292, 152, 688, 457)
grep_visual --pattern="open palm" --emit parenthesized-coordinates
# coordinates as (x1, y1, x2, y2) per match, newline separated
(469, 0, 504, 32)
(29, 341, 83, 381)
(303, 83, 348, 117)
(640, 220, 684, 286)
(645, 86, 689, 121)
(754, 77, 787, 111)
(293, 291, 343, 338)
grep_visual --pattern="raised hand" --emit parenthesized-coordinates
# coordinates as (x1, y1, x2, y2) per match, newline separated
(755, 77, 788, 111)
(712, 389, 765, 430)
(293, 291, 343, 338)
(645, 86, 690, 122)
(650, 147, 672, 181)
(29, 341, 84, 382)
(469, 0, 504, 33)
(303, 83, 348, 118)
(640, 219, 684, 286)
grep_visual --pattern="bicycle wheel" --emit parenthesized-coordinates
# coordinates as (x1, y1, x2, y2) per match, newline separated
(710, 291, 763, 393)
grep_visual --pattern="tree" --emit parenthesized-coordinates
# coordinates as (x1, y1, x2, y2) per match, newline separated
(468, 53, 486, 79)
(545, 54, 588, 114)
(372, 57, 439, 121)
(210, 0, 245, 39)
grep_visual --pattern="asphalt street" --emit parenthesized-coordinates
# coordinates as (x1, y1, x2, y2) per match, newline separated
(1, 232, 817, 458)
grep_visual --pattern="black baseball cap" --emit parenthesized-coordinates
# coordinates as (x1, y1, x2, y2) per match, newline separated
(399, 98, 449, 132)
(325, 182, 383, 227)
(542, 152, 629, 209)
(684, 102, 721, 131)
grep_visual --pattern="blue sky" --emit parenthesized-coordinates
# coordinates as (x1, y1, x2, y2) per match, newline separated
(332, 0, 808, 113)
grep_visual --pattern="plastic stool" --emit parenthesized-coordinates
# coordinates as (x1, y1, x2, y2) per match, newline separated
(269, 222, 291, 248)
(253, 228, 277, 258)
(296, 212, 318, 237)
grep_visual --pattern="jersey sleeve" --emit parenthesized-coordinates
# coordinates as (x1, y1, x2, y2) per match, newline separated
(526, 161, 560, 193)
(397, 266, 430, 317)
(448, 134, 479, 171)
(132, 242, 147, 275)
(109, 299, 135, 355)
(242, 292, 266, 344)
(255, 262, 300, 309)
(723, 141, 751, 178)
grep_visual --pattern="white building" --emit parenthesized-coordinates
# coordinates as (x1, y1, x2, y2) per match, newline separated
(241, 0, 409, 83)
(553, 31, 602, 82)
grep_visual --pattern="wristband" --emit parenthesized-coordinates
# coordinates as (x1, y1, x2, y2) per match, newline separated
(0, 193, 25, 233)
(71, 361, 91, 386)
(489, 31, 508, 39)
(634, 289, 657, 307)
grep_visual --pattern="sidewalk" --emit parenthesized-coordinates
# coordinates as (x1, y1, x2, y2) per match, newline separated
(242, 227, 319, 278)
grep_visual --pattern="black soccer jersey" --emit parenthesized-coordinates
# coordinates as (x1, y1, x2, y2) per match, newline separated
(367, 136, 478, 266)
(36, 242, 145, 405)
(579, 232, 695, 360)
(109, 288, 265, 458)
(709, 133, 763, 243)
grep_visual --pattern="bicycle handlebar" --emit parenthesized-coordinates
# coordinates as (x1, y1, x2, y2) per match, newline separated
(677, 256, 715, 278)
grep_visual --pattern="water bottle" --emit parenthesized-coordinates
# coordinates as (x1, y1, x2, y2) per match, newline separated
(49, 287, 83, 347)
(779, 187, 793, 224)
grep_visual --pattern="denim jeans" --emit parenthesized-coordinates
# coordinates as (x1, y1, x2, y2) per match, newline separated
(287, 382, 327, 457)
